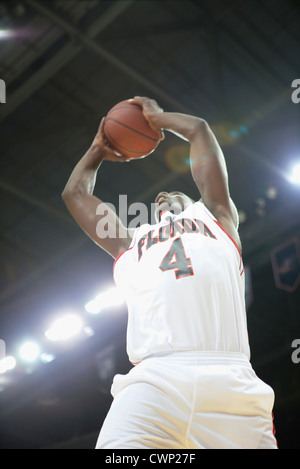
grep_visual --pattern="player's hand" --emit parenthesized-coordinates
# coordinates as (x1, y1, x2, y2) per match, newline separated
(130, 96, 165, 140)
(91, 118, 132, 162)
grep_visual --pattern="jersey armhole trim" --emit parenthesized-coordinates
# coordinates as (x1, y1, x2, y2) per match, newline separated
(213, 220, 244, 275)
(113, 228, 139, 279)
(191, 202, 244, 275)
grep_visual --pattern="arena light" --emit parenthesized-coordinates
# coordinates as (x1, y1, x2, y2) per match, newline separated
(0, 356, 17, 374)
(19, 342, 40, 362)
(289, 162, 300, 185)
(40, 353, 56, 364)
(45, 313, 83, 342)
(0, 30, 14, 39)
(85, 286, 125, 315)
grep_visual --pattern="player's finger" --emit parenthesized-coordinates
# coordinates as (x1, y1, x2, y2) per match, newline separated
(99, 117, 105, 134)
(105, 147, 131, 163)
(159, 130, 165, 141)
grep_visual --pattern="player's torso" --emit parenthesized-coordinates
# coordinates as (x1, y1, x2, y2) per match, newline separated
(114, 202, 250, 364)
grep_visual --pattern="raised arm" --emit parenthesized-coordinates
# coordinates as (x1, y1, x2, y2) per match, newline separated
(131, 97, 241, 250)
(62, 118, 134, 259)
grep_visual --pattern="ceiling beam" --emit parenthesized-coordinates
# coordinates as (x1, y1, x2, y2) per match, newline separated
(24, 0, 191, 113)
(188, 0, 284, 90)
(1, 0, 191, 124)
(0, 0, 134, 122)
(0, 178, 73, 224)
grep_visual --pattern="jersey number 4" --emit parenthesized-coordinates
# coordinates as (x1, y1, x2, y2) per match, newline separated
(159, 237, 194, 279)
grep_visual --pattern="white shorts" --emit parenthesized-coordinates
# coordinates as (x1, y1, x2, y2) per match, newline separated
(96, 351, 277, 449)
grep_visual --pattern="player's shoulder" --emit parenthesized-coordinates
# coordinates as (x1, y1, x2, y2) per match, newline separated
(190, 199, 242, 252)
(183, 199, 215, 219)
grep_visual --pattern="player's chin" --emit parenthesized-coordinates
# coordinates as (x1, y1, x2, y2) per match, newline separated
(154, 209, 160, 223)
(155, 201, 182, 221)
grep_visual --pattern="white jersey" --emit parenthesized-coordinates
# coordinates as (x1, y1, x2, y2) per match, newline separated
(113, 201, 250, 365)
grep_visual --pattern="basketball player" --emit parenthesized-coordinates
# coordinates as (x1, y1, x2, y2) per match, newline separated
(62, 97, 277, 449)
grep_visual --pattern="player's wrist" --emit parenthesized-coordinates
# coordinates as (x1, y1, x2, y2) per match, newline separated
(87, 143, 106, 166)
(155, 113, 204, 142)
(143, 112, 165, 140)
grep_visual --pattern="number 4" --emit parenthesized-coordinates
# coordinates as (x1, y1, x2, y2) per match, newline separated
(159, 237, 194, 279)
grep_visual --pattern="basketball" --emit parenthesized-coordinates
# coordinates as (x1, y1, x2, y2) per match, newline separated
(103, 100, 161, 159)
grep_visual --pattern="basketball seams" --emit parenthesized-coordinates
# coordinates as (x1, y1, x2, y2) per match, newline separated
(104, 100, 160, 159)
(105, 127, 152, 156)
(105, 115, 159, 142)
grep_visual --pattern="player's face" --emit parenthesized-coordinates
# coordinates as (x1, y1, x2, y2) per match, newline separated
(154, 191, 193, 221)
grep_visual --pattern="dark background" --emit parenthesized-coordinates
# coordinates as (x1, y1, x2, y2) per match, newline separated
(0, 0, 299, 449)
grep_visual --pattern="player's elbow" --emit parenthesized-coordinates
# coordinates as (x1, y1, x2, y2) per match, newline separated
(61, 184, 80, 204)
(61, 187, 85, 221)
(61, 186, 72, 201)
(188, 118, 209, 141)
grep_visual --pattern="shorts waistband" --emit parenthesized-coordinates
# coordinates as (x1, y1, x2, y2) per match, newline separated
(145, 351, 251, 367)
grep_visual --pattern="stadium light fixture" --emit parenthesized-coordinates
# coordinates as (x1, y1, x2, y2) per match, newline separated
(0, 30, 14, 39)
(19, 342, 40, 362)
(0, 356, 17, 374)
(85, 286, 125, 315)
(289, 162, 300, 185)
(45, 313, 83, 342)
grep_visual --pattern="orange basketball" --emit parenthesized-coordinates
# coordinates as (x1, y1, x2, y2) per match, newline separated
(103, 100, 160, 159)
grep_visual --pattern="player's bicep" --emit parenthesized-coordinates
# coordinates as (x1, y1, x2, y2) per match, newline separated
(63, 193, 132, 258)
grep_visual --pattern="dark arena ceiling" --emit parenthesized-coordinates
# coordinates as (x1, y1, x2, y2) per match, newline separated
(0, 0, 300, 449)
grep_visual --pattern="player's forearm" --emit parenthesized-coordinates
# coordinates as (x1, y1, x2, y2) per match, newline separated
(62, 144, 104, 199)
(150, 110, 227, 179)
(149, 112, 205, 142)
